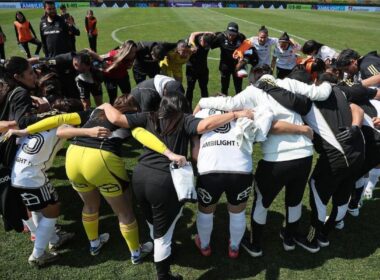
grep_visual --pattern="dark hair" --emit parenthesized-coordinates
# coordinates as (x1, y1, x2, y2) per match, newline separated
(15, 11, 26, 23)
(310, 58, 326, 73)
(52, 98, 83, 113)
(336, 49, 360, 68)
(177, 39, 189, 49)
(43, 1, 55, 8)
(201, 33, 215, 48)
(113, 94, 141, 114)
(38, 72, 62, 102)
(97, 94, 141, 121)
(259, 25, 268, 34)
(317, 72, 338, 85)
(151, 91, 191, 136)
(288, 67, 313, 84)
(279, 32, 290, 42)
(302, 40, 323, 55)
(59, 4, 66, 9)
(152, 44, 167, 61)
(0, 56, 30, 104)
(73, 50, 92, 66)
(250, 64, 272, 83)
(293, 57, 325, 83)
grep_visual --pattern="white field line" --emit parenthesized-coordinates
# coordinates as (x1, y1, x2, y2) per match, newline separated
(206, 8, 309, 42)
(111, 20, 221, 60)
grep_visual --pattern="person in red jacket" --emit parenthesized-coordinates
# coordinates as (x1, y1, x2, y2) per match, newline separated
(14, 11, 42, 58)
(88, 40, 137, 104)
(85, 10, 98, 52)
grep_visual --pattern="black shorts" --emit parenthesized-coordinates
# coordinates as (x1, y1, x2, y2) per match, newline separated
(196, 173, 253, 207)
(13, 183, 59, 211)
(76, 79, 103, 100)
(104, 76, 131, 95)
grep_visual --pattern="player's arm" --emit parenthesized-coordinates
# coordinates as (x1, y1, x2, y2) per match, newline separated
(0, 120, 17, 133)
(197, 110, 254, 134)
(100, 103, 130, 128)
(270, 121, 313, 140)
(25, 113, 83, 134)
(350, 103, 364, 127)
(271, 53, 276, 71)
(56, 125, 110, 139)
(362, 74, 380, 88)
(233, 39, 253, 60)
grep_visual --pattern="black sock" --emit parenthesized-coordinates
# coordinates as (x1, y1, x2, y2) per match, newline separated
(155, 256, 171, 280)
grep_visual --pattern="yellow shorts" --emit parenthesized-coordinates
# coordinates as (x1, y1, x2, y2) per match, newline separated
(65, 145, 129, 198)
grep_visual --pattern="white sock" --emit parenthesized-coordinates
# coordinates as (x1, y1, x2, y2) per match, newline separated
(32, 211, 42, 227)
(33, 216, 57, 258)
(229, 210, 246, 248)
(196, 211, 213, 248)
(49, 232, 59, 244)
(90, 238, 100, 248)
(23, 217, 37, 235)
(367, 168, 380, 191)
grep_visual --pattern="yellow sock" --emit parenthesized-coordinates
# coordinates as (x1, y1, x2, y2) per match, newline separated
(82, 212, 99, 241)
(120, 220, 140, 253)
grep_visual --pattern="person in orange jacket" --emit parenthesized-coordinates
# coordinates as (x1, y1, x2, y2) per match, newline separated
(85, 10, 98, 52)
(14, 11, 42, 58)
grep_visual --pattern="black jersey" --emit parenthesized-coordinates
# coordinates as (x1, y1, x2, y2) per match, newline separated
(358, 51, 380, 80)
(126, 112, 201, 172)
(338, 81, 377, 117)
(130, 78, 161, 112)
(187, 34, 210, 69)
(40, 15, 77, 57)
(211, 31, 246, 68)
(7, 86, 40, 129)
(72, 108, 130, 157)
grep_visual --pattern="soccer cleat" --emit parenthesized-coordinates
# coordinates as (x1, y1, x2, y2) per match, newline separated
(49, 231, 75, 251)
(131, 241, 154, 265)
(167, 272, 183, 280)
(335, 220, 344, 230)
(240, 236, 263, 257)
(294, 233, 320, 253)
(363, 188, 373, 200)
(228, 243, 239, 259)
(194, 234, 211, 257)
(90, 233, 110, 256)
(316, 232, 330, 248)
(347, 207, 360, 217)
(279, 228, 295, 251)
(28, 251, 59, 267)
(325, 216, 345, 230)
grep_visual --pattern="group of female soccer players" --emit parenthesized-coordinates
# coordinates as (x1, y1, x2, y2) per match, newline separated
(1, 17, 380, 280)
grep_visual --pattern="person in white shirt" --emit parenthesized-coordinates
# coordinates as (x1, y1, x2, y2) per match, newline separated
(271, 32, 301, 79)
(196, 67, 331, 257)
(233, 25, 278, 68)
(302, 40, 338, 66)
(6, 99, 97, 267)
(193, 102, 317, 259)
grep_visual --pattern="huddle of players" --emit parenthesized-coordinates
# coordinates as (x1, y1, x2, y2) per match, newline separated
(2, 5, 380, 279)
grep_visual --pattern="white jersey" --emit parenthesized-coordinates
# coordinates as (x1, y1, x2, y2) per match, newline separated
(195, 109, 252, 175)
(315, 45, 338, 62)
(199, 75, 332, 162)
(11, 128, 65, 188)
(251, 37, 278, 66)
(273, 43, 300, 70)
(370, 99, 380, 116)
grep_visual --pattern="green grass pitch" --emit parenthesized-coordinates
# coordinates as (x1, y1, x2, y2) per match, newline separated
(1, 7, 380, 280)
